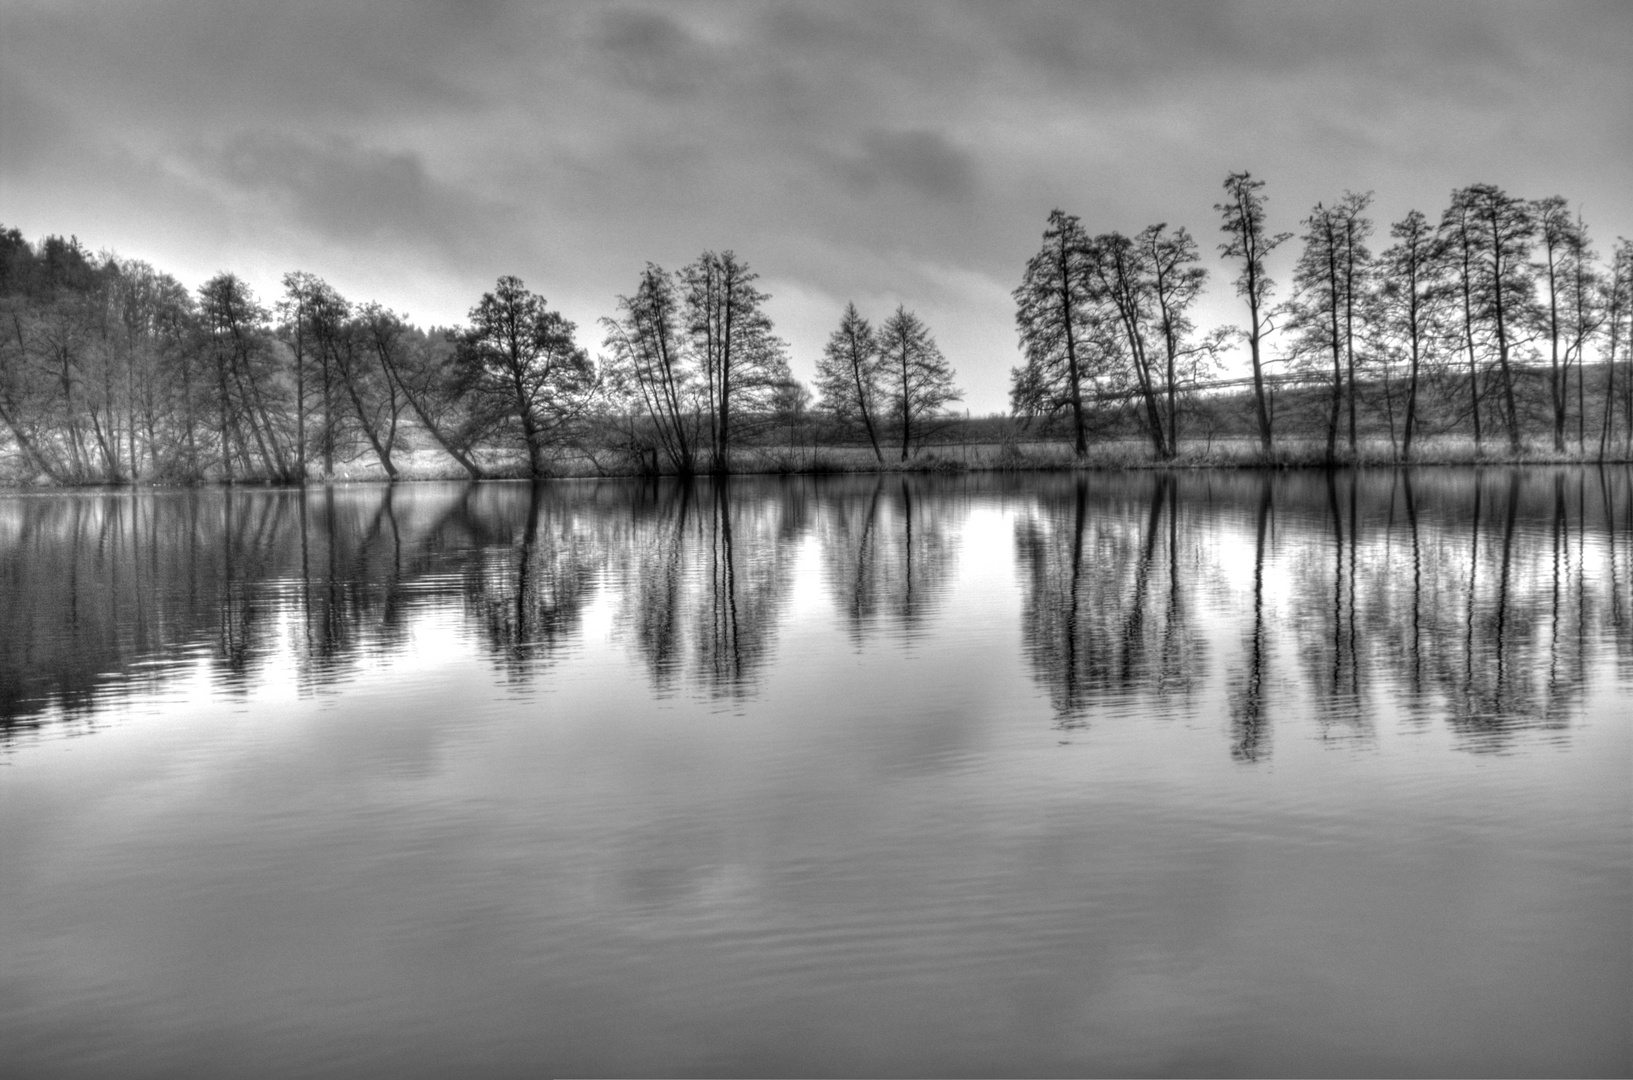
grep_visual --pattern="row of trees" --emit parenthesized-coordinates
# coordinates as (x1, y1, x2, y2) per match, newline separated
(0, 233, 894, 482)
(1013, 173, 1633, 462)
(6, 170, 1632, 484)
(599, 252, 798, 475)
(0, 230, 527, 484)
(0, 227, 967, 483)
(811, 303, 961, 464)
(1011, 211, 1220, 458)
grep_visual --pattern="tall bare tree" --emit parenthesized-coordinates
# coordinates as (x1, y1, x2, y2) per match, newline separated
(879, 305, 960, 460)
(1287, 201, 1349, 462)
(1440, 192, 1488, 449)
(814, 302, 886, 464)
(1335, 192, 1374, 452)
(1448, 184, 1535, 453)
(1533, 196, 1579, 451)
(1217, 172, 1292, 451)
(682, 251, 790, 471)
(1376, 209, 1443, 461)
(198, 273, 293, 482)
(1088, 231, 1171, 459)
(1013, 210, 1097, 457)
(1138, 223, 1211, 456)
(1558, 211, 1602, 452)
(1602, 239, 1633, 459)
(602, 264, 699, 475)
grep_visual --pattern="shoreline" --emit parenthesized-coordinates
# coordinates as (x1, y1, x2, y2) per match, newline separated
(3, 441, 1630, 491)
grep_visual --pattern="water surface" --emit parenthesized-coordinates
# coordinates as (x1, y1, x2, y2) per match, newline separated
(2, 470, 1629, 1077)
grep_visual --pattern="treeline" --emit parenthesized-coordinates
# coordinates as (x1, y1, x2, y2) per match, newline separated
(0, 231, 965, 484)
(4, 171, 1631, 484)
(1012, 173, 1633, 463)
(0, 231, 467, 484)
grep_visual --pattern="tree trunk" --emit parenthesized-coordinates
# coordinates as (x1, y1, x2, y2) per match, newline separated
(850, 354, 884, 464)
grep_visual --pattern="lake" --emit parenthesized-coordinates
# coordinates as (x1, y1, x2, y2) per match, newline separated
(1, 470, 1629, 1078)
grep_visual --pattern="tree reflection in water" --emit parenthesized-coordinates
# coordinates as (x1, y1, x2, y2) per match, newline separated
(612, 477, 807, 697)
(1011, 468, 1631, 757)
(1014, 473, 1206, 735)
(817, 475, 959, 645)
(0, 469, 1627, 754)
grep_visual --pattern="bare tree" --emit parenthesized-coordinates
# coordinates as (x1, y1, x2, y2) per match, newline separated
(1440, 192, 1488, 449)
(1013, 210, 1097, 457)
(1448, 184, 1535, 453)
(814, 302, 886, 464)
(1533, 195, 1579, 451)
(1217, 172, 1292, 451)
(879, 305, 960, 460)
(1376, 209, 1443, 461)
(1559, 211, 1602, 452)
(602, 264, 699, 475)
(1088, 231, 1171, 459)
(682, 251, 790, 471)
(198, 273, 293, 482)
(1602, 239, 1633, 459)
(1335, 192, 1374, 452)
(454, 276, 594, 479)
(1138, 223, 1210, 455)
(360, 303, 487, 479)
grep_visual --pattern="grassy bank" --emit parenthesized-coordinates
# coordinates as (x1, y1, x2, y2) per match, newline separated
(9, 435, 1621, 488)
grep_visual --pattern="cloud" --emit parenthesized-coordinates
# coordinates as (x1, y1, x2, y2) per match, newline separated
(211, 133, 496, 256)
(594, 7, 708, 97)
(835, 130, 979, 203)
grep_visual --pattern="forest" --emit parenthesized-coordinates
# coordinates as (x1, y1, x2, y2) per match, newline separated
(3, 172, 1631, 485)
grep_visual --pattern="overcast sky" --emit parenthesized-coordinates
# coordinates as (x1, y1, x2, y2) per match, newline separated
(3, 0, 1629, 413)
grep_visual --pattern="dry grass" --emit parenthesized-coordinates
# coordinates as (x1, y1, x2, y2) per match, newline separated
(7, 433, 1629, 489)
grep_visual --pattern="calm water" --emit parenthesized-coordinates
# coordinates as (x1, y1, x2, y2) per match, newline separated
(1, 470, 1629, 1078)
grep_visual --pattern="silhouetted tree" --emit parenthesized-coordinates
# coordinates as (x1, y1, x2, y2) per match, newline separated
(1558, 212, 1602, 452)
(364, 308, 487, 479)
(1604, 239, 1633, 459)
(198, 273, 294, 482)
(602, 264, 700, 475)
(682, 251, 791, 470)
(453, 276, 593, 479)
(814, 302, 886, 464)
(1088, 231, 1171, 459)
(1013, 210, 1097, 456)
(1440, 191, 1488, 448)
(1287, 201, 1349, 461)
(1376, 209, 1444, 461)
(1335, 192, 1374, 452)
(1446, 184, 1535, 453)
(1137, 223, 1212, 454)
(1286, 192, 1373, 460)
(879, 305, 960, 460)
(1534, 196, 1580, 451)
(1216, 172, 1292, 450)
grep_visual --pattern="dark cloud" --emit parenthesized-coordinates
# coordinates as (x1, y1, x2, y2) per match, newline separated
(211, 133, 502, 258)
(833, 130, 979, 203)
(596, 7, 694, 60)
(594, 7, 712, 98)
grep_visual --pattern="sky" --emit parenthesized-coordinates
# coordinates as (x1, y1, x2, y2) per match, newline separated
(3, 0, 1629, 414)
